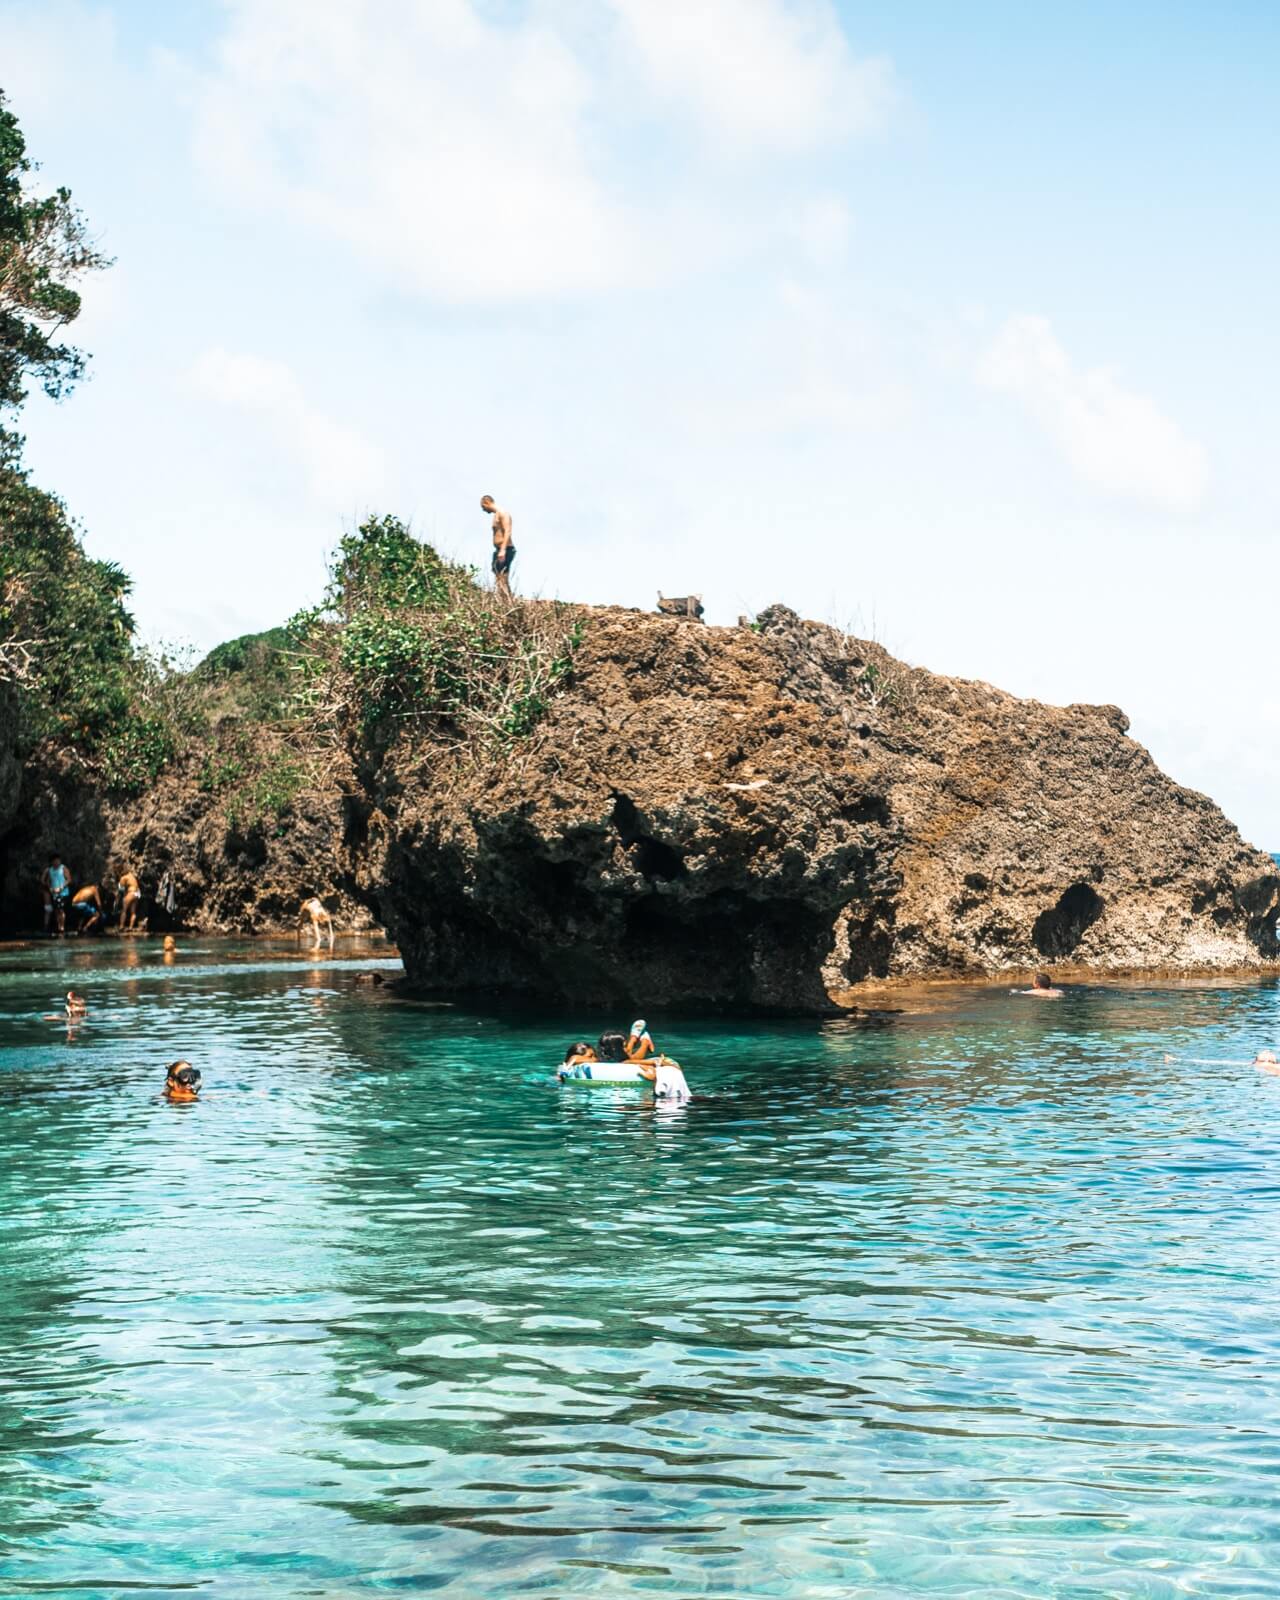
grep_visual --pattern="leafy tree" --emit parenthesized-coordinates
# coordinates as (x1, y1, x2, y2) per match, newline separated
(0, 90, 161, 794)
(0, 465, 135, 745)
(1, 87, 111, 437)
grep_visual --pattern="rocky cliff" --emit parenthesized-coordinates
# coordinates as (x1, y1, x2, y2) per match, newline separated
(352, 604, 1278, 1009)
(4, 601, 1275, 1012)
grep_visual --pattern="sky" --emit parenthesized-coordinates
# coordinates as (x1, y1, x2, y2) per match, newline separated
(2, 0, 1279, 844)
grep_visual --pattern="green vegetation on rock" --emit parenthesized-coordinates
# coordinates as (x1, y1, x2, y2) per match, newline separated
(291, 514, 585, 747)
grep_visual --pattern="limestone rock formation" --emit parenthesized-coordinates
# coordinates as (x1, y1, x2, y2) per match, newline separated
(354, 605, 1278, 1009)
(4, 601, 1274, 1013)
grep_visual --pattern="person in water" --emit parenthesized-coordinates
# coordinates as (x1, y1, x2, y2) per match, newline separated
(597, 1030, 629, 1063)
(1255, 1050, 1280, 1076)
(65, 990, 88, 1019)
(42, 854, 70, 936)
(70, 883, 104, 935)
(636, 1055, 692, 1103)
(117, 868, 142, 931)
(1017, 972, 1063, 998)
(481, 495, 515, 600)
(300, 896, 334, 951)
(625, 1020, 656, 1062)
(563, 1041, 598, 1068)
(164, 1060, 201, 1102)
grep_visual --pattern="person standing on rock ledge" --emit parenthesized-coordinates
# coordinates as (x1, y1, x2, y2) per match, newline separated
(300, 896, 334, 952)
(481, 495, 515, 599)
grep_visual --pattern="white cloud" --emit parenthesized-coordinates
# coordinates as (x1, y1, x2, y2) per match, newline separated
(976, 314, 1209, 513)
(190, 347, 386, 505)
(608, 0, 895, 151)
(192, 0, 892, 304)
(193, 0, 629, 303)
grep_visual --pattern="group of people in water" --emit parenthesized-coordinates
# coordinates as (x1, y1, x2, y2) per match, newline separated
(561, 1019, 693, 1102)
(39, 854, 142, 937)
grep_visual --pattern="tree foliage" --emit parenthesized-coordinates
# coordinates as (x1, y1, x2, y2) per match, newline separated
(0, 88, 111, 430)
(0, 465, 135, 736)
(0, 91, 173, 796)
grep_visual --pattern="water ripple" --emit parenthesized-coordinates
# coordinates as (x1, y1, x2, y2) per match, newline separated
(2, 946, 1280, 1594)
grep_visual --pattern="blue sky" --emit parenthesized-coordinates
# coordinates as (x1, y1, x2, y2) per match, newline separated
(3, 1, 1279, 844)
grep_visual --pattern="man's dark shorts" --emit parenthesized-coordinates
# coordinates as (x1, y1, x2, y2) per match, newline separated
(492, 545, 516, 575)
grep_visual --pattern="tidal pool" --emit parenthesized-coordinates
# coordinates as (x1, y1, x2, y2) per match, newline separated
(2, 940, 1280, 1597)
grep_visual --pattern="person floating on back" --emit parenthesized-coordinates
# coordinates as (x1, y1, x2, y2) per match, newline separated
(299, 896, 334, 951)
(164, 1060, 201, 1102)
(481, 495, 515, 599)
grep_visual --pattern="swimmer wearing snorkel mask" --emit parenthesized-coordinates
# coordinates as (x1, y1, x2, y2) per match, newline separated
(164, 1060, 201, 1103)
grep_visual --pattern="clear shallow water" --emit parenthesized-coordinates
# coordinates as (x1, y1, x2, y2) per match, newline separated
(3, 943, 1280, 1597)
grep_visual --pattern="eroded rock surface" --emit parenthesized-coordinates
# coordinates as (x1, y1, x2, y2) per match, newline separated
(356, 605, 1278, 1009)
(4, 602, 1273, 1012)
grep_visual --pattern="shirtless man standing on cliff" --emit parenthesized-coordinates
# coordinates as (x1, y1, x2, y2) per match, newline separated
(481, 496, 515, 600)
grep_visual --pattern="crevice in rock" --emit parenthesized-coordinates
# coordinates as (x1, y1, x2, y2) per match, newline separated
(610, 792, 686, 881)
(1032, 882, 1104, 958)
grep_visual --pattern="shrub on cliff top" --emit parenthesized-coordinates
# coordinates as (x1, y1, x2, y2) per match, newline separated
(289, 514, 584, 747)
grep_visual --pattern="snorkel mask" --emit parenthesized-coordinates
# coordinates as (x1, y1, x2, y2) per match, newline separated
(165, 1064, 202, 1101)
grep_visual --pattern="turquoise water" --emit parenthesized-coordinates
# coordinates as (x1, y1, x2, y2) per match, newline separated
(3, 942, 1280, 1597)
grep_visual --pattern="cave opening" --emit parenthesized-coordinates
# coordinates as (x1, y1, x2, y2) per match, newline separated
(610, 792, 686, 881)
(1032, 882, 1104, 958)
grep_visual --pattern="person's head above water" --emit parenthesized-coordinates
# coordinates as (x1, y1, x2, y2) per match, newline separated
(563, 1041, 595, 1064)
(597, 1030, 628, 1063)
(164, 1060, 201, 1101)
(1255, 1050, 1278, 1065)
(163, 935, 176, 952)
(1033, 973, 1054, 990)
(65, 990, 87, 1013)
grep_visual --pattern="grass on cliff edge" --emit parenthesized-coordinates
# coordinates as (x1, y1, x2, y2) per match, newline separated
(287, 514, 587, 752)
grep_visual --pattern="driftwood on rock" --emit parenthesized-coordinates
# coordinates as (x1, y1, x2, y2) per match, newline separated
(657, 593, 705, 621)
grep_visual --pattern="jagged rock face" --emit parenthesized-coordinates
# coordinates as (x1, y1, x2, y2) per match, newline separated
(756, 608, 1280, 987)
(6, 602, 1273, 1012)
(98, 767, 378, 935)
(0, 753, 376, 937)
(364, 614, 899, 1011)
(361, 606, 1279, 1010)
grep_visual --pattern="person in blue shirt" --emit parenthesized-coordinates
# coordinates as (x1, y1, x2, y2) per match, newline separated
(42, 855, 70, 936)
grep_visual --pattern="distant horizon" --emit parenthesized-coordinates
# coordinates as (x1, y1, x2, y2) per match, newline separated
(3, 0, 1278, 845)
